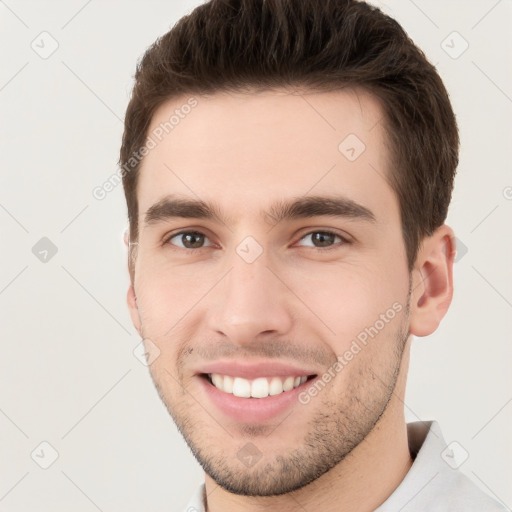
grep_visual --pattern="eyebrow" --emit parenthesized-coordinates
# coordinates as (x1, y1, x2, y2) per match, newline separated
(143, 194, 376, 227)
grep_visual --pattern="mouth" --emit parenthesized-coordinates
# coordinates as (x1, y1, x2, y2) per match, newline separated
(202, 373, 317, 399)
(198, 372, 319, 423)
(195, 360, 321, 423)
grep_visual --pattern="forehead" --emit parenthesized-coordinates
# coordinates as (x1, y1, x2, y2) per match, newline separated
(136, 87, 395, 224)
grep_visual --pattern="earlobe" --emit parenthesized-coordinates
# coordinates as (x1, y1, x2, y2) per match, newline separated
(124, 226, 137, 289)
(127, 284, 142, 336)
(409, 225, 456, 337)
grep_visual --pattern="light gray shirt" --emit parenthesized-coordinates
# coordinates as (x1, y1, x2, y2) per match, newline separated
(184, 420, 507, 511)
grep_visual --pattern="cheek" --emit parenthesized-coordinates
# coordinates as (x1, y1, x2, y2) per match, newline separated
(133, 256, 223, 366)
(134, 235, 409, 344)
(134, 252, 201, 324)
(284, 261, 407, 350)
(134, 269, 185, 341)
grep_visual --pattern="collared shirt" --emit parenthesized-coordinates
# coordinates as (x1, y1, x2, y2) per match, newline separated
(184, 420, 507, 511)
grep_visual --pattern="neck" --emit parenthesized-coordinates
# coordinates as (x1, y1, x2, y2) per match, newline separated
(204, 342, 413, 512)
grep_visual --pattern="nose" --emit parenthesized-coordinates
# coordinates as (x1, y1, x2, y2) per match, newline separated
(208, 251, 294, 346)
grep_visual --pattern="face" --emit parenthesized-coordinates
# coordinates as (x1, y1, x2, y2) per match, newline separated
(128, 88, 412, 495)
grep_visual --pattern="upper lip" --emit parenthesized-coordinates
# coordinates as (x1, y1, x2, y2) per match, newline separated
(195, 360, 319, 380)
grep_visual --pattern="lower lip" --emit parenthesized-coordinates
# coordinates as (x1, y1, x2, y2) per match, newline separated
(198, 375, 317, 423)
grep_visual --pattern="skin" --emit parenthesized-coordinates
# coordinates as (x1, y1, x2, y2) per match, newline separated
(125, 87, 455, 512)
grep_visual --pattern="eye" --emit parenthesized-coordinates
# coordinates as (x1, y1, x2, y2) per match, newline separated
(296, 230, 348, 249)
(166, 231, 214, 249)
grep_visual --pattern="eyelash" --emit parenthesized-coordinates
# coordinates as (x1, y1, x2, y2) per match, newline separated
(163, 229, 350, 253)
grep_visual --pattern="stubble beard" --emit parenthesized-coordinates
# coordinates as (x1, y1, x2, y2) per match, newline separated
(149, 313, 410, 497)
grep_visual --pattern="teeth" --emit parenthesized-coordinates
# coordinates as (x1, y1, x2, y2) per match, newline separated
(211, 374, 223, 388)
(269, 377, 283, 396)
(224, 375, 234, 393)
(233, 377, 251, 398)
(283, 376, 294, 391)
(250, 377, 268, 398)
(208, 374, 310, 398)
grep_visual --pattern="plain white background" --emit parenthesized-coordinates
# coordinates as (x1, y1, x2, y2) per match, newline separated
(0, 1, 511, 510)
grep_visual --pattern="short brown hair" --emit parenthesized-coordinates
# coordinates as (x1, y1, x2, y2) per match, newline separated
(119, 0, 459, 273)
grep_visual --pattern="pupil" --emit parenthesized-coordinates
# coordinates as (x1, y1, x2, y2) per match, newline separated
(313, 232, 335, 247)
(184, 232, 204, 248)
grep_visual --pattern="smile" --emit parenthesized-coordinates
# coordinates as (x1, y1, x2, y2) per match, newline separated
(207, 374, 312, 398)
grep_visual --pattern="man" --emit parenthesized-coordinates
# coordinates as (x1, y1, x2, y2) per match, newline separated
(119, 0, 506, 510)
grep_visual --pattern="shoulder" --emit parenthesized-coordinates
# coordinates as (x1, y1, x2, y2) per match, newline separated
(377, 421, 508, 512)
(424, 468, 508, 511)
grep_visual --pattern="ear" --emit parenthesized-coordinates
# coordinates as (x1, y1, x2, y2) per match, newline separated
(409, 224, 456, 337)
(127, 284, 142, 336)
(124, 227, 141, 335)
(123, 227, 132, 277)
